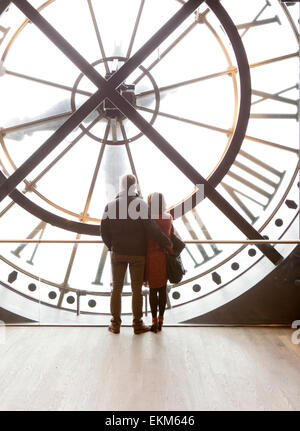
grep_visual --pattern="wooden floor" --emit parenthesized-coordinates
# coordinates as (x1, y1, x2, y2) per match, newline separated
(0, 326, 299, 411)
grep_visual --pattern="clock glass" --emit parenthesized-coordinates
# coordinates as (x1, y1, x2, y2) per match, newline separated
(0, 0, 298, 324)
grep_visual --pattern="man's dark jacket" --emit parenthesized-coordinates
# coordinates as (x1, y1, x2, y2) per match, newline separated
(101, 191, 171, 256)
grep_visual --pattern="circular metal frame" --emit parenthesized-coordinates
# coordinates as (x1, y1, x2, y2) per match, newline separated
(71, 57, 161, 145)
(0, 0, 251, 233)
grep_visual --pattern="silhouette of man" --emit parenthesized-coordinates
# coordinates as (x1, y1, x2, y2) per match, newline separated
(101, 174, 171, 334)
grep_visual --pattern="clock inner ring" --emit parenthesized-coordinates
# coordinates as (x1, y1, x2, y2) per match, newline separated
(70, 56, 160, 146)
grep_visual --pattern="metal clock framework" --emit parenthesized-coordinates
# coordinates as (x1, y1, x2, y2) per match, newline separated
(0, 0, 298, 323)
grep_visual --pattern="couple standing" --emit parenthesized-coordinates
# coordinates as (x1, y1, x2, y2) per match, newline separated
(101, 174, 173, 334)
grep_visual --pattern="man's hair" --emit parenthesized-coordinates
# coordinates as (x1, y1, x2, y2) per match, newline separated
(120, 174, 137, 193)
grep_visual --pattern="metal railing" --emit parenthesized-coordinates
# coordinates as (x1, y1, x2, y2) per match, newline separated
(1, 239, 299, 316)
(0, 239, 299, 244)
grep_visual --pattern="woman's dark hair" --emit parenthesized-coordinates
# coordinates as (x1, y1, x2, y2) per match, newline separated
(147, 192, 166, 216)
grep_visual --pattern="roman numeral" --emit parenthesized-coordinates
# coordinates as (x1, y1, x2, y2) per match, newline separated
(92, 245, 109, 286)
(92, 245, 130, 286)
(0, 24, 10, 46)
(251, 85, 299, 120)
(11, 220, 46, 265)
(221, 150, 285, 224)
(237, 16, 281, 31)
(236, 0, 281, 38)
(57, 233, 80, 307)
(181, 210, 222, 268)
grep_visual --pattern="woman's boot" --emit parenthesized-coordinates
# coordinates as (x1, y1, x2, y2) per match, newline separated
(150, 317, 158, 333)
(158, 316, 163, 331)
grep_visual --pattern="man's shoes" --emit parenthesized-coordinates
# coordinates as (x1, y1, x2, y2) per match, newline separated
(108, 324, 120, 334)
(133, 321, 150, 334)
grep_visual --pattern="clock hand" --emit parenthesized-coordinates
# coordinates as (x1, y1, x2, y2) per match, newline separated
(4, 100, 98, 141)
(0, 0, 204, 201)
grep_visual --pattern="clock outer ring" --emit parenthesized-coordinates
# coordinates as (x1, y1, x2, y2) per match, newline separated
(0, 0, 251, 233)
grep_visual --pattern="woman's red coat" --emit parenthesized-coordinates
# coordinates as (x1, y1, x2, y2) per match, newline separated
(145, 213, 173, 289)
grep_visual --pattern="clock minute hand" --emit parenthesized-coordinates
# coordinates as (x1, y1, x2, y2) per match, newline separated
(0, 0, 204, 202)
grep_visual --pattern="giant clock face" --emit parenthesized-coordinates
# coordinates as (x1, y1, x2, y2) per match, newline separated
(0, 0, 298, 323)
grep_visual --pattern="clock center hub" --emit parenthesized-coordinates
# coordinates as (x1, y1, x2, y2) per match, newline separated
(102, 71, 136, 120)
(71, 57, 160, 145)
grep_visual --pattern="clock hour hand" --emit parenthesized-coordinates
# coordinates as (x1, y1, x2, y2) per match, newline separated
(4, 99, 98, 141)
